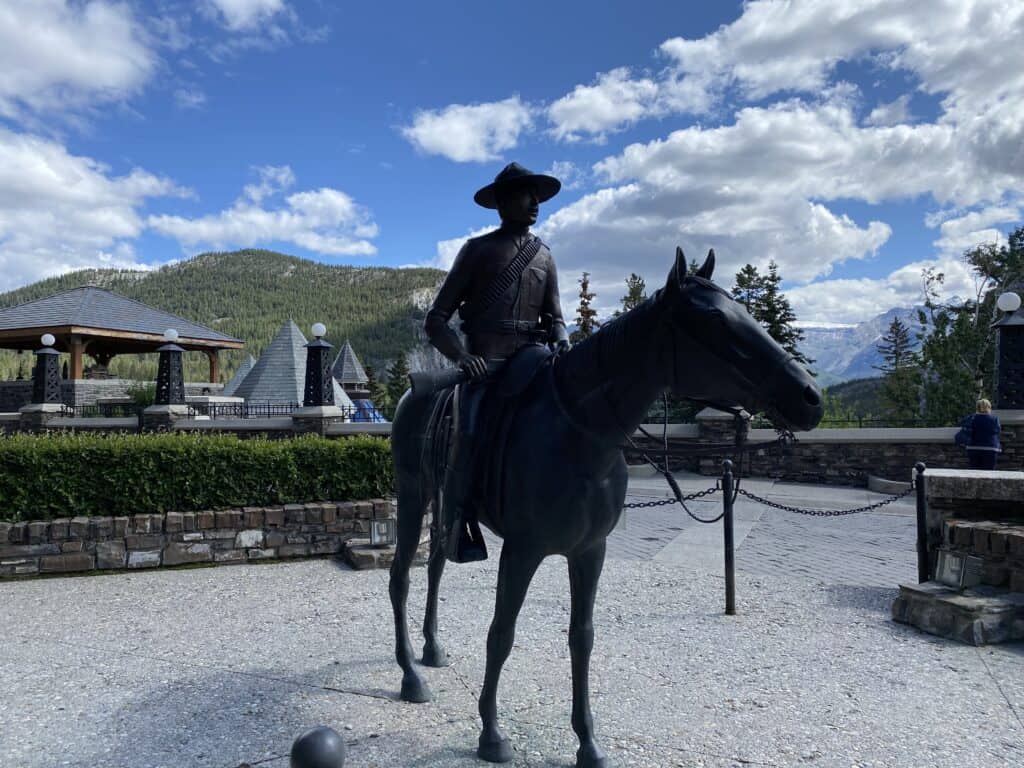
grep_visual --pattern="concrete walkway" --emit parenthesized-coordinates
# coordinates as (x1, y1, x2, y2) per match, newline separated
(1, 475, 1021, 768)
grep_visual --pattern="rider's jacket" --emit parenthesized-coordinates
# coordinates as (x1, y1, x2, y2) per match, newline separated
(424, 222, 569, 362)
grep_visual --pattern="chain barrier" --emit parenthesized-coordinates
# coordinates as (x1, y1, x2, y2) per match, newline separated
(734, 485, 915, 516)
(624, 477, 915, 518)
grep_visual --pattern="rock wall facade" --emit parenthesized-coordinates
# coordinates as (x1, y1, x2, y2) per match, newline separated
(0, 499, 419, 579)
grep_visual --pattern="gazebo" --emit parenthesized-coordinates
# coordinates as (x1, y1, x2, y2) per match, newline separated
(0, 287, 243, 382)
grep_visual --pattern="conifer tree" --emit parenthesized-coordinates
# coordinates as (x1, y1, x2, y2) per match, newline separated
(613, 273, 647, 317)
(570, 272, 599, 344)
(731, 261, 812, 366)
(384, 352, 410, 419)
(365, 363, 390, 414)
(874, 317, 921, 420)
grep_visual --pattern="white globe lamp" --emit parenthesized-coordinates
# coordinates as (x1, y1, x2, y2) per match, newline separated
(41, 333, 55, 347)
(311, 322, 327, 339)
(996, 291, 1021, 313)
(163, 328, 179, 343)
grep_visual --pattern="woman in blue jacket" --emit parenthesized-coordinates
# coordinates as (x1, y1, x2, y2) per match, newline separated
(961, 399, 1001, 470)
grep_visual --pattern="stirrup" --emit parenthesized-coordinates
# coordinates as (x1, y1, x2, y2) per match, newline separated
(445, 518, 487, 564)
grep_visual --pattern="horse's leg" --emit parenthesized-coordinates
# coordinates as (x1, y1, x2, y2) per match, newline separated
(568, 541, 608, 768)
(420, 505, 449, 667)
(389, 481, 432, 703)
(478, 545, 543, 763)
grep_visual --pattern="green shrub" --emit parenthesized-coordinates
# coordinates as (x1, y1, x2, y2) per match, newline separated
(126, 382, 157, 407)
(0, 432, 394, 521)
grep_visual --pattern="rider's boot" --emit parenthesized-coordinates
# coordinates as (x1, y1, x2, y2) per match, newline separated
(441, 450, 488, 564)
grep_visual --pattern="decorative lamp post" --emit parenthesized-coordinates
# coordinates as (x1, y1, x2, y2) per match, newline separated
(992, 291, 1024, 409)
(303, 322, 335, 407)
(155, 328, 186, 405)
(32, 333, 61, 405)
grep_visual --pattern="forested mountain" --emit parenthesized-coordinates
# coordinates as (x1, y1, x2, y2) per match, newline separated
(0, 250, 445, 383)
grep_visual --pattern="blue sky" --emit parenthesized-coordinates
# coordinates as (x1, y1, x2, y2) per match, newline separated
(1, 0, 1022, 324)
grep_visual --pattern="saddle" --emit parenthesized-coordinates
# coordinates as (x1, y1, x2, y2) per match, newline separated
(421, 345, 553, 550)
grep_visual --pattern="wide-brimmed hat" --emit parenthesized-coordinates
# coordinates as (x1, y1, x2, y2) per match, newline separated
(473, 162, 561, 209)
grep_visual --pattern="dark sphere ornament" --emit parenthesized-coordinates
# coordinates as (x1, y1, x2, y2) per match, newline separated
(290, 726, 346, 768)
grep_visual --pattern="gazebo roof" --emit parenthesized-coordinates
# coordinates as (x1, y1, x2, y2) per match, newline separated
(332, 339, 369, 385)
(0, 286, 243, 351)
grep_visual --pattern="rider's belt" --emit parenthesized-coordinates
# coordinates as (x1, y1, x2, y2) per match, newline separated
(460, 319, 545, 336)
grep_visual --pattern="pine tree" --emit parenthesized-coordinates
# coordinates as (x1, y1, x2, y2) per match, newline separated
(732, 264, 763, 314)
(874, 317, 920, 421)
(365, 363, 390, 414)
(613, 273, 647, 317)
(917, 226, 1024, 424)
(731, 261, 812, 366)
(570, 272, 599, 344)
(384, 352, 410, 419)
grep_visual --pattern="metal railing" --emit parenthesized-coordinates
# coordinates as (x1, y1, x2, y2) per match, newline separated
(186, 402, 300, 419)
(60, 403, 145, 419)
(184, 402, 388, 422)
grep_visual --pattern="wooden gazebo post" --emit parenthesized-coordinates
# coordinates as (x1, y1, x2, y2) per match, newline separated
(68, 335, 84, 380)
(205, 349, 220, 384)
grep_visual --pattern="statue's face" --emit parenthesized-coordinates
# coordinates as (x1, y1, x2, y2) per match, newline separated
(497, 183, 539, 226)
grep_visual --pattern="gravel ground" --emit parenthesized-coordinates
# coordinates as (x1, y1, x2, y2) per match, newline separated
(1, 539, 1021, 768)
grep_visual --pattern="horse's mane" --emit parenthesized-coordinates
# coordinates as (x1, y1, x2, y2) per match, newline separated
(556, 292, 664, 400)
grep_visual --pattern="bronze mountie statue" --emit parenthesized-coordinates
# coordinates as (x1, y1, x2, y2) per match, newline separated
(424, 162, 571, 563)
(391, 245, 824, 767)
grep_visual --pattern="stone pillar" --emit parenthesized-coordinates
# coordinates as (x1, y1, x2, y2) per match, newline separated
(695, 407, 751, 475)
(155, 340, 185, 406)
(293, 323, 344, 435)
(292, 405, 346, 436)
(18, 402, 64, 432)
(142, 404, 189, 432)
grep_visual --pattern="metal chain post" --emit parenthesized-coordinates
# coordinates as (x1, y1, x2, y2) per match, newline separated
(722, 460, 736, 616)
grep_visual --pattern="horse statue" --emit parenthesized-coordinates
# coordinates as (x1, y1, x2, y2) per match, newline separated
(388, 247, 823, 767)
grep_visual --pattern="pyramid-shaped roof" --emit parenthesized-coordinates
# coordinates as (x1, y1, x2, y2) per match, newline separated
(223, 354, 256, 396)
(0, 286, 241, 343)
(332, 339, 369, 385)
(234, 320, 355, 408)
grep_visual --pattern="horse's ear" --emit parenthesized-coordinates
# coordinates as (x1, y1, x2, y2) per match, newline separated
(669, 246, 687, 292)
(696, 248, 715, 280)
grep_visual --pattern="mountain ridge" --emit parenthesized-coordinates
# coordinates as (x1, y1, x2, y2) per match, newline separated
(0, 249, 446, 383)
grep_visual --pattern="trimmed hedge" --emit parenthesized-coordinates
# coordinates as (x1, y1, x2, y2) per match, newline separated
(0, 432, 394, 521)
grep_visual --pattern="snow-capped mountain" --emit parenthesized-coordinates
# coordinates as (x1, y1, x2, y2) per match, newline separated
(799, 307, 925, 386)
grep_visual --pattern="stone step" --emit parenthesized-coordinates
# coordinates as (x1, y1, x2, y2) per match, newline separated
(892, 580, 1024, 645)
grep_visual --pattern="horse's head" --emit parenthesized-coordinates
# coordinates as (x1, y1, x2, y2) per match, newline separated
(658, 246, 823, 432)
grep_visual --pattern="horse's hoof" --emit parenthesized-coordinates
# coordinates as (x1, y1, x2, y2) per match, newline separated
(420, 644, 449, 668)
(477, 732, 513, 763)
(400, 673, 433, 703)
(576, 743, 609, 768)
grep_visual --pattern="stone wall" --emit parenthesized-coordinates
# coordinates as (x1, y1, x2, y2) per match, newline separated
(0, 499, 417, 579)
(630, 410, 1024, 486)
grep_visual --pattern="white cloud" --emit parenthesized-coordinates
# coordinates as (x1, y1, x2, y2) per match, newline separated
(545, 161, 584, 191)
(547, 68, 659, 143)
(242, 164, 295, 203)
(0, 127, 186, 291)
(400, 97, 533, 163)
(0, 0, 155, 119)
(865, 94, 913, 127)
(432, 226, 494, 270)
(205, 0, 287, 31)
(173, 87, 207, 110)
(148, 167, 378, 257)
(930, 205, 1019, 257)
(787, 256, 978, 324)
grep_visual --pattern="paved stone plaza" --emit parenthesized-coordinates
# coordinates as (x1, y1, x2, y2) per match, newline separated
(1, 473, 1021, 767)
